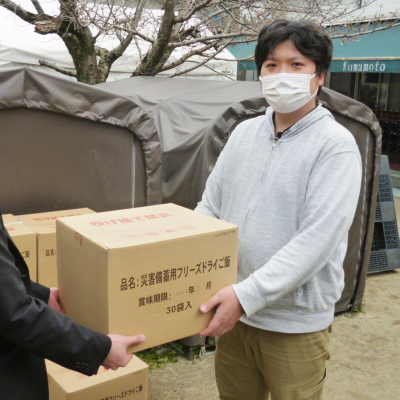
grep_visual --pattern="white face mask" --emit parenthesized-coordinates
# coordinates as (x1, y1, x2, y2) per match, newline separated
(259, 72, 319, 113)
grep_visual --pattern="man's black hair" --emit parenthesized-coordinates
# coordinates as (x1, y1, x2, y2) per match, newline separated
(255, 20, 333, 77)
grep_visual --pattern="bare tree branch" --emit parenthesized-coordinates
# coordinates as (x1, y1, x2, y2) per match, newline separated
(174, 59, 235, 80)
(161, 40, 222, 72)
(329, 20, 400, 40)
(1, 0, 39, 23)
(39, 59, 77, 77)
(104, 26, 155, 44)
(2, 0, 399, 84)
(168, 32, 256, 48)
(174, 0, 213, 23)
(30, 0, 44, 15)
(169, 39, 236, 78)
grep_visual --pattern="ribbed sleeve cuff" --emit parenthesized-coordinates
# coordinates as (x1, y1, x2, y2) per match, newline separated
(232, 277, 265, 318)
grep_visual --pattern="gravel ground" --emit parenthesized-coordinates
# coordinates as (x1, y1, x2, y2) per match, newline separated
(147, 270, 400, 400)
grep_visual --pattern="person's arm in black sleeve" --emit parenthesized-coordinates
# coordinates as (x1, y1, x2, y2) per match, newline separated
(0, 225, 111, 376)
(30, 281, 50, 304)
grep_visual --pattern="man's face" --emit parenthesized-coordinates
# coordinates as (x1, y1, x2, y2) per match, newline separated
(260, 40, 325, 95)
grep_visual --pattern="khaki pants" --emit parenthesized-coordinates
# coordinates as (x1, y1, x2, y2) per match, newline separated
(215, 321, 331, 400)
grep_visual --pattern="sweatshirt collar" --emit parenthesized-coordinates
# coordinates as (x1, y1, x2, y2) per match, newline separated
(273, 105, 318, 138)
(266, 104, 333, 141)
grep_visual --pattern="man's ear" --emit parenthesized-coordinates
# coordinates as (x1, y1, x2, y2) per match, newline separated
(318, 71, 327, 87)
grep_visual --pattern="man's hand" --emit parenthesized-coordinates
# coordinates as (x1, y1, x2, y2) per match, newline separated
(48, 288, 65, 314)
(199, 286, 244, 337)
(102, 334, 146, 370)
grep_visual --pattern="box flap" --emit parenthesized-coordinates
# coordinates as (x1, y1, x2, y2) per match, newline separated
(46, 356, 148, 392)
(2, 214, 19, 224)
(18, 208, 95, 234)
(56, 204, 237, 249)
(5, 221, 36, 236)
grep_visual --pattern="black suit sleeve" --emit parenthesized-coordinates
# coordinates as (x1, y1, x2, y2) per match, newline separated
(30, 281, 50, 303)
(0, 221, 111, 376)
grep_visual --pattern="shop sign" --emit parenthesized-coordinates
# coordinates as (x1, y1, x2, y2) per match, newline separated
(342, 60, 386, 72)
(330, 60, 400, 73)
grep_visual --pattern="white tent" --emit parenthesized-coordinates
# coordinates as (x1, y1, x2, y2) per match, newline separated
(0, 6, 237, 81)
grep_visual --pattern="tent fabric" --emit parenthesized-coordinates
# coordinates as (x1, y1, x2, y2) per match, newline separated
(96, 76, 228, 112)
(96, 77, 265, 208)
(0, 107, 139, 214)
(0, 67, 162, 213)
(98, 77, 381, 313)
(0, 68, 381, 313)
(318, 88, 381, 312)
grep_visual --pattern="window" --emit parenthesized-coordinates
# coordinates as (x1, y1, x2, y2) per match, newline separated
(387, 74, 400, 112)
(329, 72, 356, 98)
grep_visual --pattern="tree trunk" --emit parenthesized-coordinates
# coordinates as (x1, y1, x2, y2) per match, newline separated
(131, 0, 176, 76)
(60, 29, 100, 84)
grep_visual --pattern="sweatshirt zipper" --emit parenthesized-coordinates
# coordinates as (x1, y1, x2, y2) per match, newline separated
(259, 134, 280, 179)
(262, 136, 280, 180)
(240, 137, 280, 245)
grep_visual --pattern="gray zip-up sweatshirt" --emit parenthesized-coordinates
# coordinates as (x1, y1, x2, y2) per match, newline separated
(195, 105, 362, 333)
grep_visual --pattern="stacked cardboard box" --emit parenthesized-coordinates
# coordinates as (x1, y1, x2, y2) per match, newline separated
(18, 208, 96, 287)
(57, 203, 238, 352)
(46, 356, 148, 400)
(5, 220, 38, 281)
(3, 214, 19, 224)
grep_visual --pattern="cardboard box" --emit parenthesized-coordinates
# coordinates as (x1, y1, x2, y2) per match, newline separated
(46, 356, 148, 400)
(5, 221, 38, 281)
(3, 214, 19, 224)
(17, 208, 96, 287)
(57, 203, 238, 352)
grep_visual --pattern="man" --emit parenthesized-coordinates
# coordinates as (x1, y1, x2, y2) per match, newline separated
(197, 20, 362, 399)
(0, 209, 145, 399)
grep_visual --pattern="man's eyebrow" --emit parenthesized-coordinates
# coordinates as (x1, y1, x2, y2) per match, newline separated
(266, 55, 306, 61)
